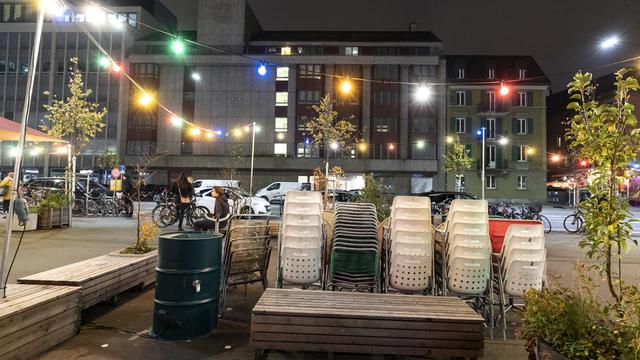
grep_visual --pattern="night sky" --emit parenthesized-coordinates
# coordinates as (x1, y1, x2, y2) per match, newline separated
(163, 0, 640, 93)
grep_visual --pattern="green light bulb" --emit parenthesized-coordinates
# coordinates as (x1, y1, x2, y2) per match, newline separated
(171, 38, 185, 55)
(98, 56, 110, 68)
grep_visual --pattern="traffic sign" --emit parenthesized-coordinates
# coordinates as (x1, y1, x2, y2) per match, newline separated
(111, 168, 120, 179)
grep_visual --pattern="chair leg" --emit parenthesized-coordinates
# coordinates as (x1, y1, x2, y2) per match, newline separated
(497, 271, 507, 341)
(487, 279, 494, 341)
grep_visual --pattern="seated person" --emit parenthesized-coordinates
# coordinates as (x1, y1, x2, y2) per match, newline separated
(193, 186, 230, 232)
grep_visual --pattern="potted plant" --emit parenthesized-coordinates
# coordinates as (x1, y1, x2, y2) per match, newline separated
(32, 192, 71, 229)
(520, 69, 640, 359)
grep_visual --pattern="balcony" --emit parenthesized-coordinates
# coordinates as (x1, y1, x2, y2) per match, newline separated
(477, 101, 508, 114)
(476, 159, 508, 172)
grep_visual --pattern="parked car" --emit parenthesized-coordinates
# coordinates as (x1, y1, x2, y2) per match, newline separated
(23, 177, 107, 198)
(419, 191, 477, 205)
(196, 187, 271, 215)
(192, 179, 240, 195)
(255, 182, 303, 203)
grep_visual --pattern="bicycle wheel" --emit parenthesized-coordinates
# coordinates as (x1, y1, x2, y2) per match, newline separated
(159, 206, 177, 228)
(563, 214, 582, 233)
(186, 206, 209, 227)
(538, 214, 552, 233)
(151, 204, 165, 225)
(72, 199, 85, 217)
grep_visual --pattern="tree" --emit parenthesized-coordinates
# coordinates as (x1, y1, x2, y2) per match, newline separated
(566, 69, 640, 305)
(442, 137, 474, 191)
(305, 94, 358, 163)
(96, 152, 119, 170)
(357, 173, 391, 222)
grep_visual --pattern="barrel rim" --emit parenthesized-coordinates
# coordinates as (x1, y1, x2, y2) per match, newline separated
(159, 231, 224, 240)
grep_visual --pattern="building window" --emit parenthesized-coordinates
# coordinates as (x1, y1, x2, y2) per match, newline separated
(345, 47, 359, 56)
(518, 145, 528, 162)
(487, 145, 496, 168)
(297, 143, 313, 158)
(456, 91, 466, 106)
(275, 117, 287, 132)
(488, 67, 495, 79)
(487, 91, 496, 111)
(276, 92, 288, 106)
(276, 67, 289, 80)
(373, 65, 399, 80)
(518, 68, 527, 79)
(274, 143, 287, 156)
(413, 65, 436, 78)
(374, 117, 396, 133)
(517, 175, 528, 190)
(298, 90, 321, 104)
(455, 117, 466, 133)
(457, 67, 465, 79)
(281, 47, 292, 55)
(486, 118, 495, 139)
(518, 92, 527, 106)
(518, 118, 527, 134)
(299, 64, 321, 79)
(373, 89, 399, 106)
(486, 175, 496, 189)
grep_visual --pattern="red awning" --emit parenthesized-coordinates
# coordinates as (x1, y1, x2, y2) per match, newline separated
(0, 116, 65, 143)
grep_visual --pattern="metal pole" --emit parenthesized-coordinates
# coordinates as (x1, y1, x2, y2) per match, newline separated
(249, 122, 255, 209)
(481, 127, 486, 200)
(67, 144, 72, 227)
(0, 4, 46, 297)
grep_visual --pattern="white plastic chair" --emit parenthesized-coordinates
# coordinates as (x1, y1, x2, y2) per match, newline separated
(284, 201, 323, 216)
(447, 257, 491, 295)
(390, 219, 430, 234)
(283, 213, 322, 227)
(503, 248, 546, 274)
(285, 191, 322, 204)
(447, 222, 489, 237)
(389, 252, 431, 292)
(503, 259, 545, 296)
(447, 234, 491, 256)
(391, 207, 431, 222)
(281, 246, 322, 284)
(392, 195, 430, 210)
(502, 236, 545, 262)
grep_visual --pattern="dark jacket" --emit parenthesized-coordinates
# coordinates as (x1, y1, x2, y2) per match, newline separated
(214, 194, 230, 228)
(171, 181, 194, 204)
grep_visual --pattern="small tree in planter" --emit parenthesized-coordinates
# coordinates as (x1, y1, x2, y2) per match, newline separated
(520, 69, 640, 358)
(442, 137, 473, 191)
(356, 173, 391, 222)
(31, 192, 71, 229)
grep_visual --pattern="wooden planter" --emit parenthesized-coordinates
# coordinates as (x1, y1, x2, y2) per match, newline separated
(18, 249, 157, 310)
(37, 207, 70, 230)
(0, 284, 80, 360)
(536, 340, 569, 360)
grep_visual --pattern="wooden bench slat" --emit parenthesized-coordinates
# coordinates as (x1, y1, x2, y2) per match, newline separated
(254, 306, 481, 322)
(0, 321, 78, 360)
(0, 286, 79, 319)
(0, 289, 79, 334)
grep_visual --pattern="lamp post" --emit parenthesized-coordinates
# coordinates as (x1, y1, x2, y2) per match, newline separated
(249, 122, 256, 207)
(479, 127, 486, 199)
(0, 1, 46, 298)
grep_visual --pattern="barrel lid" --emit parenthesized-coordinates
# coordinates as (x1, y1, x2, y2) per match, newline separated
(160, 231, 223, 240)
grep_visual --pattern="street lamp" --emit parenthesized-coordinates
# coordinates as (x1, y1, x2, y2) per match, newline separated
(478, 128, 486, 199)
(600, 35, 620, 50)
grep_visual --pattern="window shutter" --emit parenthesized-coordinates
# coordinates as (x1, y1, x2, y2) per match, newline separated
(527, 92, 534, 106)
(450, 91, 456, 105)
(496, 118, 503, 135)
(511, 118, 518, 134)
(496, 146, 503, 168)
(466, 117, 472, 133)
(527, 118, 533, 134)
(479, 90, 486, 105)
(511, 93, 518, 106)
(449, 117, 456, 133)
(511, 145, 518, 160)
(466, 90, 472, 105)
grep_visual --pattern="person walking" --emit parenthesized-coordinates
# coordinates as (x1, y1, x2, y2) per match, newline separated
(171, 172, 193, 231)
(0, 172, 14, 213)
(122, 174, 134, 217)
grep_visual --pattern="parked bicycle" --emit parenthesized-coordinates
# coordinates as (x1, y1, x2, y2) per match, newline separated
(517, 203, 552, 233)
(152, 194, 209, 228)
(563, 209, 585, 233)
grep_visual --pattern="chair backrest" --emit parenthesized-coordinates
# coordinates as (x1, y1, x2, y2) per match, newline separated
(284, 201, 323, 216)
(502, 235, 545, 260)
(449, 199, 488, 215)
(447, 234, 491, 255)
(392, 196, 430, 210)
(503, 260, 545, 296)
(390, 219, 430, 234)
(285, 190, 323, 204)
(447, 257, 490, 295)
(447, 222, 489, 238)
(391, 229, 431, 244)
(447, 210, 488, 225)
(449, 245, 491, 261)
(283, 213, 322, 227)
(504, 248, 546, 272)
(502, 224, 544, 254)
(391, 240, 431, 256)
(282, 224, 322, 239)
(391, 207, 431, 222)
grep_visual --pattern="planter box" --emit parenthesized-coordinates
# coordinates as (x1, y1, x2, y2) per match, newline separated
(536, 340, 569, 360)
(12, 213, 38, 232)
(0, 284, 80, 360)
(37, 207, 70, 230)
(18, 250, 157, 310)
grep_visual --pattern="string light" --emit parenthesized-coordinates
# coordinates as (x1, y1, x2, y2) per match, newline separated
(214, 129, 223, 136)
(340, 79, 353, 94)
(257, 63, 267, 76)
(526, 147, 536, 155)
(233, 129, 243, 137)
(388, 144, 395, 150)
(358, 142, 368, 152)
(416, 140, 426, 149)
(171, 38, 185, 55)
(170, 116, 183, 127)
(330, 142, 339, 150)
(445, 136, 454, 144)
(111, 63, 121, 73)
(414, 84, 432, 102)
(205, 131, 214, 139)
(499, 82, 510, 96)
(276, 133, 285, 140)
(190, 127, 201, 136)
(191, 72, 201, 81)
(138, 92, 154, 107)
(498, 137, 509, 145)
(98, 56, 110, 68)
(551, 154, 561, 162)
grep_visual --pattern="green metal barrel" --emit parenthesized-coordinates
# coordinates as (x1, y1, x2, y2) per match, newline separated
(152, 231, 223, 340)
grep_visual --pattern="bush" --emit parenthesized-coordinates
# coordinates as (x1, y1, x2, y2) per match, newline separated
(31, 192, 70, 214)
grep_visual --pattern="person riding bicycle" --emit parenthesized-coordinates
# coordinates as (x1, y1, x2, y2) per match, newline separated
(171, 172, 193, 231)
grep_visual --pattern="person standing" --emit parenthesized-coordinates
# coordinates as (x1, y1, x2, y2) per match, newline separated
(0, 172, 14, 213)
(171, 172, 193, 231)
(121, 174, 134, 217)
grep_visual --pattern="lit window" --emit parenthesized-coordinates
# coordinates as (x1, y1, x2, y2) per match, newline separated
(274, 143, 287, 156)
(518, 118, 527, 134)
(275, 117, 287, 132)
(488, 67, 495, 79)
(457, 67, 465, 79)
(297, 143, 313, 158)
(486, 118, 495, 139)
(276, 67, 289, 80)
(281, 47, 292, 55)
(518, 145, 528, 162)
(487, 91, 496, 111)
(455, 118, 465, 133)
(517, 175, 528, 190)
(456, 91, 466, 106)
(518, 92, 527, 106)
(275, 92, 288, 106)
(487, 145, 496, 168)
(299, 64, 321, 79)
(345, 47, 359, 56)
(518, 68, 527, 79)
(486, 175, 496, 189)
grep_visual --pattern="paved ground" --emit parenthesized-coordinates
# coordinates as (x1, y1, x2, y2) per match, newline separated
(1, 203, 638, 359)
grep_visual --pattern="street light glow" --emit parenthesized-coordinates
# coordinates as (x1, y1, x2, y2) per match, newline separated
(445, 136, 454, 144)
(499, 82, 510, 96)
(205, 131, 214, 139)
(600, 35, 620, 49)
(416, 140, 426, 149)
(257, 64, 267, 76)
(551, 154, 561, 163)
(233, 129, 243, 137)
(191, 72, 201, 81)
(330, 141, 339, 150)
(527, 147, 536, 155)
(476, 129, 483, 136)
(111, 63, 122, 73)
(498, 137, 509, 145)
(85, 5, 106, 24)
(414, 84, 432, 102)
(171, 38, 186, 55)
(98, 56, 110, 68)
(340, 79, 353, 94)
(42, 0, 66, 16)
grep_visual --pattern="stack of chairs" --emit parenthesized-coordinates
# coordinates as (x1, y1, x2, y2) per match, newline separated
(495, 223, 546, 339)
(329, 203, 381, 292)
(277, 191, 325, 289)
(219, 217, 271, 317)
(438, 199, 494, 338)
(385, 196, 433, 294)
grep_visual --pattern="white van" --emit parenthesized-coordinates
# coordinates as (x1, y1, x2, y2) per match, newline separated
(256, 182, 302, 203)
(192, 179, 240, 195)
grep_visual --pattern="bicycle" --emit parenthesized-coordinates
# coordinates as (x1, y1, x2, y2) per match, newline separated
(517, 203, 552, 233)
(153, 195, 209, 228)
(563, 210, 585, 233)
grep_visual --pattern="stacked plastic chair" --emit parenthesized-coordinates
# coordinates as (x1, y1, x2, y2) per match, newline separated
(276, 191, 325, 289)
(438, 199, 494, 338)
(385, 196, 433, 294)
(329, 203, 381, 292)
(495, 223, 546, 339)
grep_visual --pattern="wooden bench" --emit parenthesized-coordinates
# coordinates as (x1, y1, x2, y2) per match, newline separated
(251, 289, 484, 359)
(18, 250, 157, 310)
(0, 284, 80, 360)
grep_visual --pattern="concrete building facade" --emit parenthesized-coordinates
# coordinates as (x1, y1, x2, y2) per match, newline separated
(125, 0, 448, 194)
(445, 55, 550, 203)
